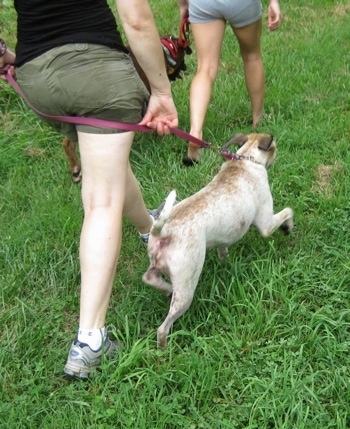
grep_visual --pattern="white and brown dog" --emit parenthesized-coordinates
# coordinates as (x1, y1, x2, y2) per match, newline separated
(142, 133, 294, 349)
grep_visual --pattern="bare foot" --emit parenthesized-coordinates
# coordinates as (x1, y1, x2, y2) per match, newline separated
(182, 143, 203, 166)
(187, 143, 203, 161)
(253, 112, 263, 128)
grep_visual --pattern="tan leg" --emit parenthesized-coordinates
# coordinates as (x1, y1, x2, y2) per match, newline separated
(232, 19, 264, 128)
(123, 162, 153, 234)
(185, 20, 226, 163)
(62, 137, 82, 183)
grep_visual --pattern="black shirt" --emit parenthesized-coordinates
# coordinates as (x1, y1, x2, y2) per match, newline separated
(14, 0, 127, 66)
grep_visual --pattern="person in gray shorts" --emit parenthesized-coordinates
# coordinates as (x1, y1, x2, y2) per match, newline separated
(1, 0, 178, 379)
(178, 0, 282, 165)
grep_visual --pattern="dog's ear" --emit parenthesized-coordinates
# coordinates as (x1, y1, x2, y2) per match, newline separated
(258, 135, 274, 151)
(224, 133, 248, 148)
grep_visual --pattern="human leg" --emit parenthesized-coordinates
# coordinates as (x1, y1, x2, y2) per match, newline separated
(123, 163, 153, 235)
(184, 20, 226, 164)
(232, 19, 264, 127)
(17, 44, 166, 378)
(77, 131, 131, 330)
(64, 130, 154, 378)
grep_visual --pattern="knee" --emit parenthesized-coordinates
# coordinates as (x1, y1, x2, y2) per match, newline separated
(82, 192, 124, 214)
(196, 63, 219, 82)
(241, 51, 262, 63)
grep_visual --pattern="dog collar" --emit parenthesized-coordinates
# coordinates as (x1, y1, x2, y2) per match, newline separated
(0, 39, 7, 57)
(221, 150, 260, 164)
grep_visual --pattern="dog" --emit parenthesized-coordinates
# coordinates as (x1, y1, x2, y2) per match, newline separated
(62, 33, 191, 183)
(142, 133, 294, 349)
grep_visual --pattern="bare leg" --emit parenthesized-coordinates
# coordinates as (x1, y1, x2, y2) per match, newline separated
(232, 19, 264, 128)
(77, 130, 152, 330)
(123, 162, 153, 235)
(186, 20, 226, 162)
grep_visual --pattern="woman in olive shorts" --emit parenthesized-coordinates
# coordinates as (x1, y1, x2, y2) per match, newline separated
(178, 0, 282, 165)
(1, 0, 178, 379)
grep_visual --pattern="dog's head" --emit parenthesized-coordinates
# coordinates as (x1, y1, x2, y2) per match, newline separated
(161, 35, 192, 81)
(223, 133, 277, 168)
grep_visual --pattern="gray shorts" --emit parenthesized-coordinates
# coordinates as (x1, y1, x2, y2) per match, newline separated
(16, 44, 150, 141)
(189, 0, 262, 28)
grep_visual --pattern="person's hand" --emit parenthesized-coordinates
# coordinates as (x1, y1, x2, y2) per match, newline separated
(139, 93, 178, 135)
(0, 65, 16, 80)
(0, 47, 16, 80)
(268, 0, 282, 31)
(178, 0, 189, 20)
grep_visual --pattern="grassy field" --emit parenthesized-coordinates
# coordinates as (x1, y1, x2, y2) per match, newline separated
(1, 1, 350, 428)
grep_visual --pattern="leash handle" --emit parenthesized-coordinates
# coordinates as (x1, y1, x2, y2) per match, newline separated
(0, 64, 11, 74)
(1, 64, 236, 158)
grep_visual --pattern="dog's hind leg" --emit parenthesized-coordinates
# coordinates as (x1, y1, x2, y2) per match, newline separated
(157, 259, 204, 349)
(142, 267, 173, 296)
(256, 207, 294, 237)
(157, 282, 197, 349)
(62, 137, 82, 183)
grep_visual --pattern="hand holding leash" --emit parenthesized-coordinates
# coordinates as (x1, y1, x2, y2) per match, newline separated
(1, 58, 240, 161)
(0, 41, 16, 80)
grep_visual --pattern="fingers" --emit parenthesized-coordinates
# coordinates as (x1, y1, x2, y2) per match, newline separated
(268, 3, 282, 31)
(268, 18, 280, 31)
(140, 118, 178, 136)
(138, 94, 178, 135)
(141, 116, 177, 135)
(0, 65, 16, 80)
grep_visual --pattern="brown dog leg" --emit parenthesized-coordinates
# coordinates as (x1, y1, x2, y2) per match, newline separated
(62, 137, 81, 183)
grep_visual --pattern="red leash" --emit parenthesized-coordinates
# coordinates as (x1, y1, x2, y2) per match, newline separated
(1, 65, 238, 160)
(177, 16, 191, 50)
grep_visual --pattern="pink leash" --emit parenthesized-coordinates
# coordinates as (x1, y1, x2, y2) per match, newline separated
(1, 65, 236, 160)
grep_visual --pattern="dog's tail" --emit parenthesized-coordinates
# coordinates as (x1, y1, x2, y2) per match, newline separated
(151, 190, 177, 236)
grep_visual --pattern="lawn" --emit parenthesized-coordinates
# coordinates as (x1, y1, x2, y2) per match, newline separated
(0, 1, 349, 428)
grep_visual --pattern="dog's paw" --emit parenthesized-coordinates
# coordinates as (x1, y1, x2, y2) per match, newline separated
(280, 219, 294, 235)
(71, 167, 82, 183)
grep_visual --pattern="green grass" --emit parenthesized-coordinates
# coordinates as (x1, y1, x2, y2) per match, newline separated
(1, 0, 350, 428)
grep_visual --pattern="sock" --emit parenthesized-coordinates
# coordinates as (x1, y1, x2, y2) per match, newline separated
(78, 326, 107, 351)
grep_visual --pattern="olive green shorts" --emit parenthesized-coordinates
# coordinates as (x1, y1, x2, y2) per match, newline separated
(16, 44, 150, 141)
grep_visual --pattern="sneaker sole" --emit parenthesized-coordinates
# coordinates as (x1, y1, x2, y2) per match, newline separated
(64, 363, 93, 380)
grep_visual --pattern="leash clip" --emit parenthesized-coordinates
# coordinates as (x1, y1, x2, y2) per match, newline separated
(220, 147, 238, 160)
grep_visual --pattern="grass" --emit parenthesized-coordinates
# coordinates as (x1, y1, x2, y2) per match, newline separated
(1, 0, 350, 428)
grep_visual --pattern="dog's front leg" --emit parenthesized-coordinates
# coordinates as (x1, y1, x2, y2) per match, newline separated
(256, 207, 294, 237)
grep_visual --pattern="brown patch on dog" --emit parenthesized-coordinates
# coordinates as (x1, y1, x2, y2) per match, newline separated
(312, 162, 342, 197)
